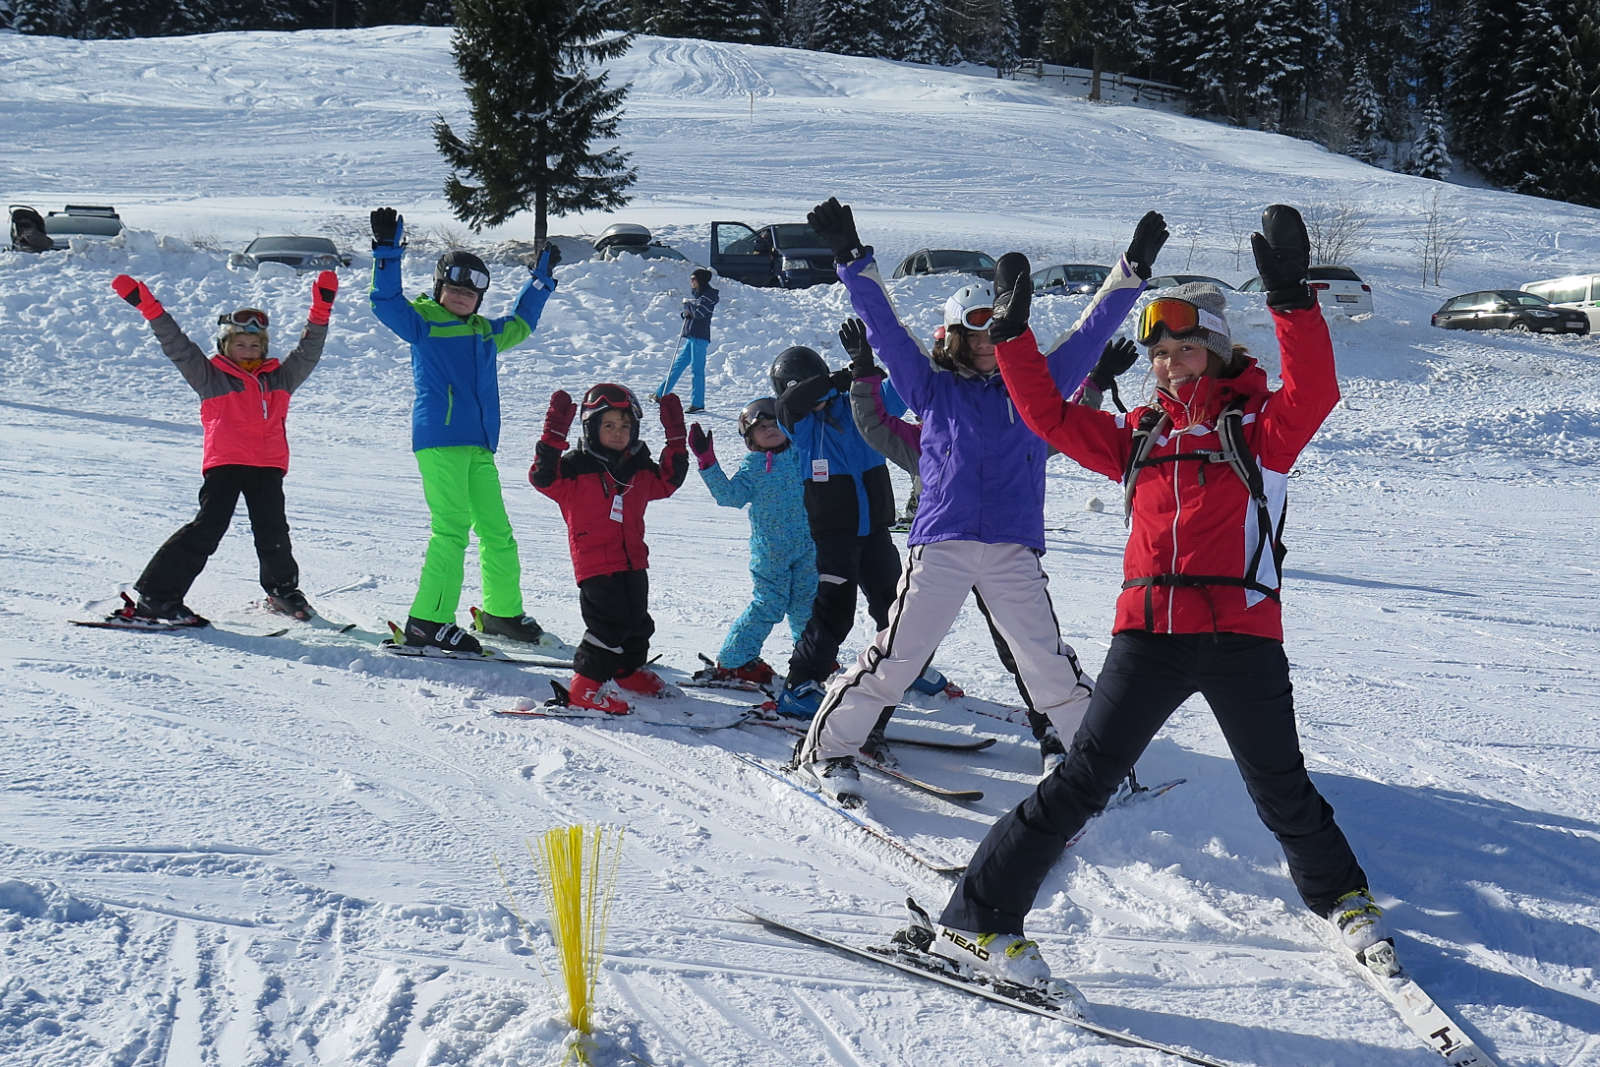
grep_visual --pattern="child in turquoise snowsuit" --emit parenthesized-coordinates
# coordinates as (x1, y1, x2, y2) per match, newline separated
(687, 398, 816, 677)
(368, 206, 557, 652)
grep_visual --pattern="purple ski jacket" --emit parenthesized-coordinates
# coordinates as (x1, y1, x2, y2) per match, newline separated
(839, 254, 1144, 551)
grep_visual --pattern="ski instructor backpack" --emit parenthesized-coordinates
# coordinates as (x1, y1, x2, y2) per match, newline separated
(1121, 399, 1287, 603)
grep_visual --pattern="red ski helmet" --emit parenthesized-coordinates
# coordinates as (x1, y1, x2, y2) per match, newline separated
(579, 382, 642, 454)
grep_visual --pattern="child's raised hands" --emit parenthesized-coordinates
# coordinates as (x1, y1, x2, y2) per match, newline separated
(111, 274, 164, 321)
(369, 207, 403, 250)
(542, 390, 577, 445)
(309, 270, 339, 325)
(688, 423, 716, 469)
(656, 392, 686, 446)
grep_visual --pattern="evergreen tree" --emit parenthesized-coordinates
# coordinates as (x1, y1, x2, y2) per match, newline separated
(1410, 100, 1451, 179)
(1344, 56, 1383, 162)
(434, 0, 637, 244)
(889, 0, 946, 63)
(1499, 0, 1562, 192)
(809, 0, 885, 56)
(1540, 2, 1600, 206)
(1184, 0, 1240, 118)
(1236, 0, 1306, 130)
(1446, 0, 1518, 168)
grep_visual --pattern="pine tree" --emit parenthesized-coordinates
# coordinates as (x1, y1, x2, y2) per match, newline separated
(809, 0, 885, 57)
(1184, 0, 1240, 118)
(1344, 56, 1383, 162)
(1540, 2, 1600, 206)
(1499, 0, 1562, 192)
(1236, 0, 1306, 130)
(1446, 0, 1519, 169)
(890, 0, 947, 63)
(434, 0, 637, 244)
(1410, 101, 1451, 179)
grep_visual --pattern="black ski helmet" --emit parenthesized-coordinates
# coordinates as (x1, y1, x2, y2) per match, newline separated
(738, 396, 782, 446)
(433, 250, 491, 313)
(769, 345, 827, 398)
(579, 382, 643, 455)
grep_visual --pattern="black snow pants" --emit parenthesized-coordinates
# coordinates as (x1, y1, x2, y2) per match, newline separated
(574, 569, 653, 683)
(136, 465, 297, 603)
(940, 631, 1369, 934)
(786, 526, 900, 686)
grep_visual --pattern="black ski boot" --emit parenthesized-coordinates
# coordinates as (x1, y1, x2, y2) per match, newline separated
(266, 588, 314, 620)
(403, 616, 482, 654)
(472, 608, 545, 644)
(129, 593, 209, 627)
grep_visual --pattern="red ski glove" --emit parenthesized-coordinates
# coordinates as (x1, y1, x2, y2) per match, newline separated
(111, 274, 164, 321)
(688, 423, 716, 469)
(657, 392, 686, 446)
(542, 389, 576, 448)
(308, 270, 338, 325)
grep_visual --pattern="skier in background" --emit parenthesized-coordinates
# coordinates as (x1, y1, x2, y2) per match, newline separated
(368, 206, 558, 655)
(531, 385, 688, 713)
(654, 267, 719, 414)
(932, 205, 1391, 991)
(687, 397, 815, 689)
(105, 271, 336, 625)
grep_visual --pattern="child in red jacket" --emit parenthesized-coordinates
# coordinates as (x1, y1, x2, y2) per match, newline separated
(530, 384, 688, 712)
(105, 272, 337, 625)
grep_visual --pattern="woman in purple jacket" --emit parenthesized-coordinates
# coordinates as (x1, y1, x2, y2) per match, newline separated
(794, 197, 1168, 804)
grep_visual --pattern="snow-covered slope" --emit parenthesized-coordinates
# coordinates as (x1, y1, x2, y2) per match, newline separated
(3, 28, 1598, 1067)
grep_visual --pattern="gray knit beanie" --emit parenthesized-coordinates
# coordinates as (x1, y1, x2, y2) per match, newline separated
(1157, 282, 1232, 361)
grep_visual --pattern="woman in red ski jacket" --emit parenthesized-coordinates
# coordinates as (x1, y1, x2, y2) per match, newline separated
(530, 383, 687, 714)
(106, 272, 337, 626)
(930, 207, 1393, 994)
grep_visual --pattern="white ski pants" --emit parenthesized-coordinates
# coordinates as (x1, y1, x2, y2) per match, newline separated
(800, 540, 1093, 763)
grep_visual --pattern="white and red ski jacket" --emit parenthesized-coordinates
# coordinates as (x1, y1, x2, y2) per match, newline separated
(996, 305, 1340, 640)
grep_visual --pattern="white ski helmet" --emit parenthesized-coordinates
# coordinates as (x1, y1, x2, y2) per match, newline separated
(943, 282, 995, 331)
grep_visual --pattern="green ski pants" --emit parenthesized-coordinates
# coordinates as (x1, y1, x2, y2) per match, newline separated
(410, 445, 524, 624)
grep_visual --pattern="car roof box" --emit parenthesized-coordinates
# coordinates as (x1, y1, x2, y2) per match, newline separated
(595, 222, 651, 252)
(55, 204, 120, 217)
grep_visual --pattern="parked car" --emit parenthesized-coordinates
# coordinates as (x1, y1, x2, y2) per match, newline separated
(593, 222, 689, 263)
(1029, 263, 1109, 296)
(708, 221, 835, 289)
(1520, 273, 1600, 330)
(8, 203, 123, 251)
(1431, 289, 1589, 335)
(229, 235, 351, 272)
(891, 248, 996, 280)
(1147, 274, 1236, 291)
(1239, 265, 1372, 314)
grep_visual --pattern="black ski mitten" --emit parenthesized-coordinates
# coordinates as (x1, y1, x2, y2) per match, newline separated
(807, 197, 871, 265)
(988, 252, 1032, 344)
(1251, 204, 1315, 311)
(1123, 211, 1169, 280)
(1089, 337, 1139, 391)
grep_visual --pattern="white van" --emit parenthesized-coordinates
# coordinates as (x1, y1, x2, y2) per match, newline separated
(1520, 274, 1600, 329)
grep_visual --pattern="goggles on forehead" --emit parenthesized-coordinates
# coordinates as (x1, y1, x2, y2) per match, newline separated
(441, 264, 490, 291)
(1136, 298, 1226, 346)
(219, 308, 269, 332)
(956, 305, 994, 331)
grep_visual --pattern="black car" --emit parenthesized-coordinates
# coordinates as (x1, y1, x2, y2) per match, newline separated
(1030, 263, 1110, 295)
(708, 221, 835, 288)
(891, 248, 996, 280)
(1430, 290, 1589, 335)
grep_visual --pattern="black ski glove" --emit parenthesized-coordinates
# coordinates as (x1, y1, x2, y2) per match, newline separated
(807, 197, 870, 265)
(1251, 204, 1315, 311)
(370, 207, 403, 250)
(1089, 337, 1139, 391)
(829, 367, 855, 394)
(1123, 211, 1169, 280)
(838, 317, 876, 378)
(988, 252, 1032, 344)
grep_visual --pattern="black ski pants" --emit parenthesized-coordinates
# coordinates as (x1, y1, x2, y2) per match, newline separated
(941, 631, 1368, 934)
(787, 526, 900, 686)
(136, 465, 298, 604)
(574, 569, 653, 683)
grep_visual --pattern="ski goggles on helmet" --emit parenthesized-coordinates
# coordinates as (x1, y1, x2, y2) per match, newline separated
(1136, 298, 1226, 346)
(956, 306, 994, 331)
(440, 264, 490, 291)
(581, 383, 640, 419)
(218, 308, 269, 332)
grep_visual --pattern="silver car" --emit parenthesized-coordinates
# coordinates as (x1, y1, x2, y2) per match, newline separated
(230, 235, 350, 272)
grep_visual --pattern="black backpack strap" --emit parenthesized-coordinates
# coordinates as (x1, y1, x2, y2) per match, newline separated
(1121, 409, 1168, 524)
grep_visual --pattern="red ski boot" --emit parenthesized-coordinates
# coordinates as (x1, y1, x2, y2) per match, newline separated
(567, 674, 629, 715)
(613, 667, 667, 697)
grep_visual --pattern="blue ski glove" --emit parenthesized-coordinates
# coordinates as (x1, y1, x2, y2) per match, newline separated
(531, 244, 560, 291)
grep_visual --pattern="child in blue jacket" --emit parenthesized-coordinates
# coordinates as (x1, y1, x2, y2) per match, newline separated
(687, 397, 816, 686)
(368, 206, 558, 654)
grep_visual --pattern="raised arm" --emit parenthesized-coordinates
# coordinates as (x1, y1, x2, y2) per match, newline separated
(111, 275, 217, 395)
(274, 270, 337, 393)
(367, 207, 426, 343)
(492, 246, 559, 353)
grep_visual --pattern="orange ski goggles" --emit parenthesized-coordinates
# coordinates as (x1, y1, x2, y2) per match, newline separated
(1136, 298, 1225, 345)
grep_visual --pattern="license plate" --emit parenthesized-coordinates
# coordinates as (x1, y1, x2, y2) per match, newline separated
(1336, 294, 1359, 303)
(1568, 323, 1585, 330)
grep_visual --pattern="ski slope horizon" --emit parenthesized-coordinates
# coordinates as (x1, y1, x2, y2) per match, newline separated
(3, 26, 1599, 1067)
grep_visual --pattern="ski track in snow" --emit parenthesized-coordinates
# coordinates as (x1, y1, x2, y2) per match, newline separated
(4, 26, 1600, 1067)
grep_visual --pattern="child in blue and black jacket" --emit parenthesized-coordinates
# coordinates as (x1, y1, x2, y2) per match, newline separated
(687, 397, 816, 687)
(654, 268, 719, 413)
(767, 341, 900, 719)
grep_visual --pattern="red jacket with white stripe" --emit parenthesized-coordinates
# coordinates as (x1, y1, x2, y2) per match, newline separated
(996, 305, 1340, 640)
(148, 312, 327, 472)
(529, 439, 687, 584)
